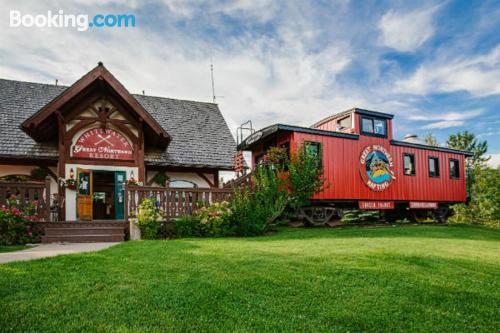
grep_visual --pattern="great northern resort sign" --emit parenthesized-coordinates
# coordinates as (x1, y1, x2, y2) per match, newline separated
(72, 128, 133, 160)
(359, 145, 395, 191)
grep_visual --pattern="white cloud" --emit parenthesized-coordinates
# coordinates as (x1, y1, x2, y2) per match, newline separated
(488, 153, 500, 168)
(396, 45, 500, 96)
(0, 0, 360, 134)
(406, 109, 484, 129)
(422, 120, 464, 129)
(378, 5, 440, 52)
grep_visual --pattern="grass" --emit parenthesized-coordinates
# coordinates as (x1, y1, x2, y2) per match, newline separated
(0, 245, 29, 253)
(0, 225, 499, 332)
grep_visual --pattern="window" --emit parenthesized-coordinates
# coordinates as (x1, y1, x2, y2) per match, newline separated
(360, 116, 387, 137)
(403, 153, 415, 176)
(304, 141, 322, 168)
(428, 157, 440, 177)
(449, 159, 460, 179)
(169, 180, 197, 188)
(337, 115, 352, 129)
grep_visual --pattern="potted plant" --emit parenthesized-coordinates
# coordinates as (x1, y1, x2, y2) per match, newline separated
(153, 172, 170, 187)
(65, 178, 76, 190)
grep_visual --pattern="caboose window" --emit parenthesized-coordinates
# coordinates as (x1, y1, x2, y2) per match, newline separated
(304, 141, 322, 168)
(360, 116, 387, 137)
(449, 159, 460, 179)
(428, 157, 440, 177)
(403, 153, 415, 175)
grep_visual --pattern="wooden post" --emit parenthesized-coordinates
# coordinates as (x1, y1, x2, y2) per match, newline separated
(124, 185, 129, 221)
(45, 176, 51, 222)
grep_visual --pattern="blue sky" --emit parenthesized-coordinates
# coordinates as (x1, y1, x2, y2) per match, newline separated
(1, 0, 499, 165)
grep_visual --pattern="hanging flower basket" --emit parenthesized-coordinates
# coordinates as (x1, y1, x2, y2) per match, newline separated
(65, 178, 76, 190)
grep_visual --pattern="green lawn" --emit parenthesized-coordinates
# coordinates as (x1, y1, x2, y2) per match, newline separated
(1, 225, 499, 332)
(0, 245, 29, 253)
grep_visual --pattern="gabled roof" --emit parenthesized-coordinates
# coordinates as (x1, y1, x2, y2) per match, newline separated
(0, 77, 236, 170)
(21, 62, 170, 146)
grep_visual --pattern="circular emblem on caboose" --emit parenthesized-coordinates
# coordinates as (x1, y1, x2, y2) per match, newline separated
(359, 145, 395, 191)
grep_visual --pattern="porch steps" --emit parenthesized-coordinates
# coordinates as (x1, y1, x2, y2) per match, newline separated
(42, 222, 127, 243)
(42, 234, 124, 243)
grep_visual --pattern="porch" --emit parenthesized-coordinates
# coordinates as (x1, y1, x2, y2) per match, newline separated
(0, 178, 234, 242)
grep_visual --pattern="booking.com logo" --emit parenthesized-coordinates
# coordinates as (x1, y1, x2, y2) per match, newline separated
(9, 10, 136, 31)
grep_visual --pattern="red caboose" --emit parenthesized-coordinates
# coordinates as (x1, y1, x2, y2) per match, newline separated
(238, 108, 472, 222)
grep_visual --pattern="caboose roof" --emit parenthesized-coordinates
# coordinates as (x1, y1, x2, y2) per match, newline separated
(239, 122, 474, 157)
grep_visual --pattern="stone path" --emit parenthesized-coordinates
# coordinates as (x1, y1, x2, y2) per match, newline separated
(0, 242, 119, 264)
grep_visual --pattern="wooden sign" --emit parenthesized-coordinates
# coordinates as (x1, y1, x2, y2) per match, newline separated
(72, 128, 133, 160)
(359, 201, 394, 210)
(409, 202, 438, 209)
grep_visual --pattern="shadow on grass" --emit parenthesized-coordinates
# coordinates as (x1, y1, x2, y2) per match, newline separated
(244, 224, 500, 242)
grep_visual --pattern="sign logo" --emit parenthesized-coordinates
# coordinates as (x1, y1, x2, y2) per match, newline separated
(72, 128, 133, 160)
(359, 145, 395, 191)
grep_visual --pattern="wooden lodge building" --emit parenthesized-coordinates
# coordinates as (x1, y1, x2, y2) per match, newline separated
(0, 63, 236, 222)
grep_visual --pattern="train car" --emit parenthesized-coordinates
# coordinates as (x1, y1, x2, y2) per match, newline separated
(238, 108, 473, 223)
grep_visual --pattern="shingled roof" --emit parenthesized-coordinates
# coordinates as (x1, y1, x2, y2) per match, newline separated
(0, 78, 236, 170)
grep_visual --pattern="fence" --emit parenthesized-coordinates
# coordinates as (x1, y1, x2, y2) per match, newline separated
(0, 176, 52, 221)
(223, 172, 253, 189)
(125, 186, 234, 221)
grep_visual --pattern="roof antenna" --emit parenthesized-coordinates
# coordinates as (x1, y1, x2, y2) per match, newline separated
(210, 52, 216, 103)
(55, 79, 58, 86)
(142, 90, 145, 95)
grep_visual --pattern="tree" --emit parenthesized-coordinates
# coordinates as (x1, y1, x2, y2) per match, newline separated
(447, 131, 489, 169)
(230, 144, 326, 234)
(449, 167, 500, 227)
(424, 133, 440, 147)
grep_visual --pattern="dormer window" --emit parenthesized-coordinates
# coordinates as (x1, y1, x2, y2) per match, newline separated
(361, 116, 387, 137)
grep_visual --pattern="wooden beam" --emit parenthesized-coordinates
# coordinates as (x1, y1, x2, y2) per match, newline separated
(197, 172, 215, 188)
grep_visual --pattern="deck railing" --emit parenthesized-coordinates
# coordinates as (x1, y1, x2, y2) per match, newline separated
(0, 176, 52, 221)
(125, 185, 234, 221)
(223, 172, 253, 190)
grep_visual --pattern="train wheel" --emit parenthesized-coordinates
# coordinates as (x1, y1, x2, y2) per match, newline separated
(300, 206, 336, 226)
(433, 206, 451, 223)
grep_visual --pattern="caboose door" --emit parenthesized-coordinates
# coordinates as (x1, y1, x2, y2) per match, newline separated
(77, 168, 93, 220)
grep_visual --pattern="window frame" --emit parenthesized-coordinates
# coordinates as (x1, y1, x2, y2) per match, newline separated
(403, 153, 416, 176)
(304, 141, 323, 169)
(359, 115, 387, 138)
(428, 156, 440, 178)
(449, 158, 460, 180)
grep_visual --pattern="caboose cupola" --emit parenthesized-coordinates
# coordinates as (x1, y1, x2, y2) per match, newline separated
(312, 108, 394, 140)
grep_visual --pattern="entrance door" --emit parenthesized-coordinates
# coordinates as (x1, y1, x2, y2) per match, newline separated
(114, 171, 126, 220)
(77, 168, 93, 220)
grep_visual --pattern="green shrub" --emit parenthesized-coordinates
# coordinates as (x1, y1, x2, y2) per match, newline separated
(196, 201, 232, 237)
(173, 202, 232, 238)
(341, 209, 380, 224)
(137, 198, 163, 239)
(172, 215, 200, 238)
(229, 190, 272, 236)
(0, 195, 41, 245)
(230, 166, 288, 236)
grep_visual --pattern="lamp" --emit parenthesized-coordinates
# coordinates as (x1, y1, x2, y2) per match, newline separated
(69, 168, 74, 179)
(130, 170, 135, 182)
